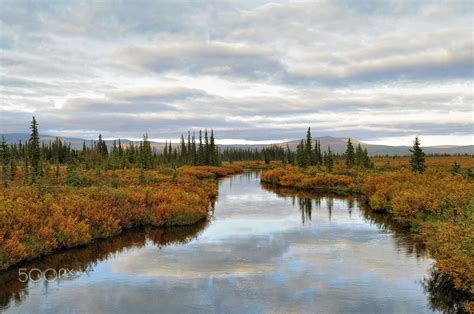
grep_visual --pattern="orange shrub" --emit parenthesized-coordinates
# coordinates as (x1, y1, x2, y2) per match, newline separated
(423, 209, 474, 311)
(361, 171, 472, 220)
(178, 165, 243, 178)
(261, 166, 353, 190)
(262, 165, 474, 306)
(0, 166, 240, 270)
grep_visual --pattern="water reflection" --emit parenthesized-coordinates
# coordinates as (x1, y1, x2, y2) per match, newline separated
(0, 172, 466, 313)
(261, 181, 468, 313)
(0, 220, 208, 311)
(423, 269, 472, 313)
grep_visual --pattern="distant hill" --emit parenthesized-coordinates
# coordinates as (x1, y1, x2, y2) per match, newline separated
(275, 137, 473, 156)
(276, 137, 473, 156)
(1, 133, 472, 156)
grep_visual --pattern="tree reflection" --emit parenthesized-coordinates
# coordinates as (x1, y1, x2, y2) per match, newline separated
(261, 182, 470, 313)
(423, 269, 472, 314)
(0, 220, 209, 311)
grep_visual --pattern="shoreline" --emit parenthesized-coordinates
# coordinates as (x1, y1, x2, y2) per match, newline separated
(0, 165, 243, 271)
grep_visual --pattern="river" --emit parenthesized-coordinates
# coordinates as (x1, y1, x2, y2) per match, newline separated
(1, 171, 449, 313)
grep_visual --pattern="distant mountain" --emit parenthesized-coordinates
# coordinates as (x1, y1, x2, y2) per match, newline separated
(275, 137, 473, 156)
(1, 133, 472, 156)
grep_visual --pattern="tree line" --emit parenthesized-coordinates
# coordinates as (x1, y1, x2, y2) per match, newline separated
(294, 127, 372, 171)
(0, 117, 221, 186)
(0, 118, 432, 186)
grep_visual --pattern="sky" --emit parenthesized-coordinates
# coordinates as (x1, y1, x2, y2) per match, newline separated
(0, 0, 473, 146)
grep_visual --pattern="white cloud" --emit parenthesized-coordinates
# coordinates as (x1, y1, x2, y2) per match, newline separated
(0, 0, 472, 145)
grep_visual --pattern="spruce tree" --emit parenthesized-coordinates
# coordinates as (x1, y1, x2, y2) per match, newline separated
(180, 134, 187, 164)
(363, 148, 371, 168)
(29, 116, 41, 183)
(305, 127, 314, 165)
(187, 132, 192, 163)
(355, 144, 363, 167)
(209, 129, 217, 166)
(409, 137, 426, 174)
(297, 140, 307, 168)
(141, 134, 153, 169)
(97, 134, 108, 159)
(314, 139, 322, 165)
(197, 130, 204, 165)
(286, 144, 293, 165)
(326, 145, 334, 172)
(345, 138, 355, 169)
(191, 133, 197, 165)
(204, 129, 210, 165)
(0, 137, 9, 186)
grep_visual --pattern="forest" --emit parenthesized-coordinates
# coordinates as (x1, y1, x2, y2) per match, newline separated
(0, 118, 473, 311)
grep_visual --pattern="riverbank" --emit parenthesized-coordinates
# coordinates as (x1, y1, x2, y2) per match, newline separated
(261, 165, 473, 311)
(0, 165, 242, 270)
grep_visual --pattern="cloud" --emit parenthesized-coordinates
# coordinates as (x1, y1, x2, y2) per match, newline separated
(0, 0, 472, 145)
(289, 41, 473, 84)
(116, 42, 286, 80)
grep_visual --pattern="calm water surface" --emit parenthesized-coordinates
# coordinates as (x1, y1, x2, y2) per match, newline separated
(1, 172, 443, 313)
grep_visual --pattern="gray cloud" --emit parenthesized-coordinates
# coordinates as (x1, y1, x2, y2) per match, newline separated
(0, 0, 472, 145)
(116, 42, 286, 80)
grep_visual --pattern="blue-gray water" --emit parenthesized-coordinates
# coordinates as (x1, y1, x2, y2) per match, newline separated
(1, 172, 442, 313)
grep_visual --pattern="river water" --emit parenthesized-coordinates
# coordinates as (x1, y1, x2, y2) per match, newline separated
(1, 172, 444, 313)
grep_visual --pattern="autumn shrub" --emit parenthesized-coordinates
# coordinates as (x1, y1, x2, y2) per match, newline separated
(262, 165, 473, 308)
(261, 166, 353, 191)
(178, 165, 243, 179)
(0, 165, 241, 270)
(361, 171, 472, 221)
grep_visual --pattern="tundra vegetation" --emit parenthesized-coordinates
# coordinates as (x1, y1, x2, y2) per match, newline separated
(0, 117, 242, 270)
(261, 128, 473, 311)
(0, 120, 472, 310)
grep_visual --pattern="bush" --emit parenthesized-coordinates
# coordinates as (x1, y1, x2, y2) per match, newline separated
(0, 166, 241, 270)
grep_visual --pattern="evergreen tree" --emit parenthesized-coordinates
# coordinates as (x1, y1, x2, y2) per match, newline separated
(97, 134, 108, 159)
(0, 137, 9, 186)
(118, 139, 123, 157)
(29, 116, 41, 183)
(191, 133, 197, 165)
(187, 132, 192, 163)
(140, 134, 153, 169)
(314, 139, 322, 165)
(326, 145, 334, 172)
(204, 129, 210, 165)
(197, 130, 204, 165)
(409, 137, 426, 174)
(296, 140, 307, 168)
(180, 134, 187, 164)
(305, 127, 314, 165)
(363, 148, 372, 168)
(209, 129, 217, 166)
(286, 144, 293, 165)
(263, 149, 270, 164)
(355, 144, 363, 167)
(345, 138, 355, 169)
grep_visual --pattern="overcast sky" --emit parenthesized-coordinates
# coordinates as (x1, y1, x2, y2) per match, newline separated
(0, 0, 473, 145)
